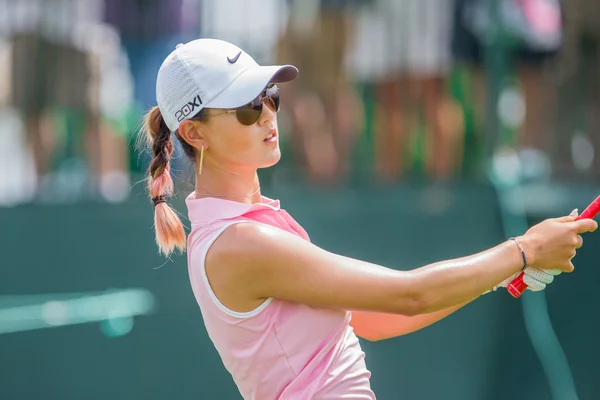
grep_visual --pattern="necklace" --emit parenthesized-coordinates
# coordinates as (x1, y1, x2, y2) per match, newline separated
(195, 186, 261, 198)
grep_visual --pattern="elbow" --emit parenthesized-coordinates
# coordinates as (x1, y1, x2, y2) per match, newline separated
(359, 335, 383, 343)
(397, 297, 427, 317)
(391, 272, 441, 316)
(386, 296, 422, 317)
(393, 288, 434, 317)
(354, 328, 387, 342)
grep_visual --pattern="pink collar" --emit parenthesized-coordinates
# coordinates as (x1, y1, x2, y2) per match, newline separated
(185, 192, 280, 223)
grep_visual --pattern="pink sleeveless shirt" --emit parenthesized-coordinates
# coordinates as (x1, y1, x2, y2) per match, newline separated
(185, 193, 375, 400)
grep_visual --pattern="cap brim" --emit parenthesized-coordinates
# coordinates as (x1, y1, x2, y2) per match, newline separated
(206, 65, 298, 109)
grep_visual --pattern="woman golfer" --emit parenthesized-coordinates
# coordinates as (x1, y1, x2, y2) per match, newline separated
(140, 38, 597, 399)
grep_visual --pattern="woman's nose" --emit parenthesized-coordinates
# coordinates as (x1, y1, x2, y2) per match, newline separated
(258, 100, 276, 126)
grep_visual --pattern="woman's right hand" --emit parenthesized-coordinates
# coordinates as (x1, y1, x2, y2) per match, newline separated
(519, 213, 598, 273)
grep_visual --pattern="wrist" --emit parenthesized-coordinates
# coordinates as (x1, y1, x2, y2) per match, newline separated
(514, 235, 536, 268)
(508, 237, 528, 271)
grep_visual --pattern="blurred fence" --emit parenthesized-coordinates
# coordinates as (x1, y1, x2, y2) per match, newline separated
(1, 182, 600, 399)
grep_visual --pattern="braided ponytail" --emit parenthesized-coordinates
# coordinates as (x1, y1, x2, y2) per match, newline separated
(142, 106, 186, 256)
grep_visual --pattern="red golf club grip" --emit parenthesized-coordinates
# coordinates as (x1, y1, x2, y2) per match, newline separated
(507, 195, 600, 298)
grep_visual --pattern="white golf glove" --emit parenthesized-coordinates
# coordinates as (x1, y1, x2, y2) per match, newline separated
(492, 268, 563, 293)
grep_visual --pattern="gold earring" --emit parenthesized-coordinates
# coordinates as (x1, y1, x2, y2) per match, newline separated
(198, 145, 204, 176)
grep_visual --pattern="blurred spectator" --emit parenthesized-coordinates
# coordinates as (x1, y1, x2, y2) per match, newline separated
(2, 0, 99, 197)
(199, 0, 285, 64)
(276, 0, 367, 184)
(103, 0, 201, 114)
(553, 0, 600, 179)
(349, 0, 463, 182)
(451, 0, 563, 155)
(103, 0, 201, 179)
(0, 0, 132, 203)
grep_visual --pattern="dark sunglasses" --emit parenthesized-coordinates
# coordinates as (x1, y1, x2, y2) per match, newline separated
(209, 85, 280, 126)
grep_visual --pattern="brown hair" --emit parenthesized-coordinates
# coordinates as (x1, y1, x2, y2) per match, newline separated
(140, 106, 207, 256)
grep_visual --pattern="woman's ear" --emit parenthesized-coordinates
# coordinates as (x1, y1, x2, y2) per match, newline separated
(178, 120, 207, 150)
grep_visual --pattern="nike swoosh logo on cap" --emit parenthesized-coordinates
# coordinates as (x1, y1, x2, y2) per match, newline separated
(227, 51, 242, 64)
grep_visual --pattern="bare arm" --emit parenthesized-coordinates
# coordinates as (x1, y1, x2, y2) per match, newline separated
(350, 302, 471, 342)
(209, 224, 521, 316)
(206, 216, 595, 317)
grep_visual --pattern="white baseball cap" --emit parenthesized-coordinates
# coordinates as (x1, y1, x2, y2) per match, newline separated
(156, 38, 299, 132)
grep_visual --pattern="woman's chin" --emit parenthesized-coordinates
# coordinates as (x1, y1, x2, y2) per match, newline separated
(258, 149, 282, 169)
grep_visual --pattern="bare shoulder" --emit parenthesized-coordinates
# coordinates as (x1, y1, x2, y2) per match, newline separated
(203, 222, 304, 312)
(208, 222, 297, 262)
(206, 221, 311, 282)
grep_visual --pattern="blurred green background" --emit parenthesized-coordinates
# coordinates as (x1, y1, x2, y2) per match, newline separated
(1, 0, 599, 399)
